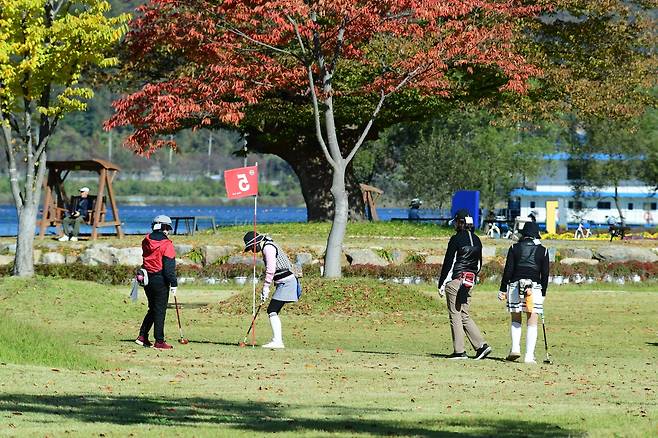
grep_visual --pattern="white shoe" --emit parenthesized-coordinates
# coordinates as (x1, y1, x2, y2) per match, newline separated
(58, 235, 69, 242)
(262, 340, 285, 349)
(70, 236, 78, 241)
(524, 357, 537, 364)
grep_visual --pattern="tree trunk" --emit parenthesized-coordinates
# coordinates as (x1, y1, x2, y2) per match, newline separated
(286, 150, 364, 221)
(324, 164, 349, 277)
(14, 203, 38, 277)
(614, 185, 625, 228)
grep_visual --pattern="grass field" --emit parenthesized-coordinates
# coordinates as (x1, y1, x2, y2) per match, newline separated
(0, 277, 656, 437)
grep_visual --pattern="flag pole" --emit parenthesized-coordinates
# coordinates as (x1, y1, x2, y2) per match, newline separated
(251, 162, 258, 346)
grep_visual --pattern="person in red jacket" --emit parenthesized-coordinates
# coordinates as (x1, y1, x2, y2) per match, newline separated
(135, 215, 178, 349)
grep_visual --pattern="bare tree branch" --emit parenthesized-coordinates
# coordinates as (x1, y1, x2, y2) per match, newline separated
(224, 26, 303, 62)
(307, 66, 335, 168)
(0, 112, 23, 211)
(345, 64, 426, 164)
(286, 14, 307, 56)
(52, 0, 68, 16)
(330, 16, 347, 73)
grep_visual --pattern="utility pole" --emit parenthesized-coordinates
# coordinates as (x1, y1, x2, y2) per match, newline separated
(108, 129, 113, 162)
(207, 132, 213, 176)
(168, 134, 174, 165)
(242, 133, 249, 167)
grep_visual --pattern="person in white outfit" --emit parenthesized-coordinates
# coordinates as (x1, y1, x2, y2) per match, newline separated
(498, 222, 550, 364)
(243, 231, 301, 349)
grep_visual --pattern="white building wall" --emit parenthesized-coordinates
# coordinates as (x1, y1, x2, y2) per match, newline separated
(515, 160, 657, 227)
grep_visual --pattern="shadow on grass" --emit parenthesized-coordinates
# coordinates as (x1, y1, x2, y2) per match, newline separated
(119, 339, 242, 348)
(166, 303, 216, 310)
(0, 393, 580, 437)
(646, 342, 658, 347)
(428, 353, 507, 363)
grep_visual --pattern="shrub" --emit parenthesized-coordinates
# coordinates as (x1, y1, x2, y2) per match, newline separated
(405, 252, 427, 264)
(187, 248, 204, 264)
(0, 259, 655, 284)
(479, 260, 504, 281)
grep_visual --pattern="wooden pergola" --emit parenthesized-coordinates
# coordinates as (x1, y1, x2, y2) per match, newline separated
(39, 159, 124, 239)
(360, 183, 384, 221)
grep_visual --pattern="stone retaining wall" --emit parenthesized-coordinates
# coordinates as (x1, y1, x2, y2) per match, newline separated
(1, 242, 657, 267)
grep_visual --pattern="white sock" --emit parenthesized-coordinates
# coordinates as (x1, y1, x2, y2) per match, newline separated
(525, 324, 538, 361)
(511, 321, 522, 353)
(268, 312, 283, 344)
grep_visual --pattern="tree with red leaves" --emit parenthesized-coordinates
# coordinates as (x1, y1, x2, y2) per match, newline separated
(108, 0, 542, 277)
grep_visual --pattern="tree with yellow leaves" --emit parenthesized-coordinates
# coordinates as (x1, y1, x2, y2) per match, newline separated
(0, 0, 128, 276)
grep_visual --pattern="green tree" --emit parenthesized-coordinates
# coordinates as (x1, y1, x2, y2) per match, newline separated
(636, 108, 658, 191)
(400, 111, 551, 211)
(0, 0, 128, 276)
(517, 1, 657, 121)
(567, 114, 656, 227)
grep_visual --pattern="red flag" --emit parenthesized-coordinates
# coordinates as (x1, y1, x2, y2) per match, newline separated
(224, 165, 258, 199)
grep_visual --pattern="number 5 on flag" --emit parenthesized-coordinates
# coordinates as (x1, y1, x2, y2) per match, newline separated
(224, 165, 259, 199)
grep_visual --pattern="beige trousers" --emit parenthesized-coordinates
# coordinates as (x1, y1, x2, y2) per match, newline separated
(445, 278, 486, 353)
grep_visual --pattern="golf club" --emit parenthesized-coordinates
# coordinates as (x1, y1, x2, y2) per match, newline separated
(173, 295, 189, 344)
(239, 302, 263, 347)
(541, 312, 551, 364)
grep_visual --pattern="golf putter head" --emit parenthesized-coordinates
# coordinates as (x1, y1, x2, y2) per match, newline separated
(543, 354, 552, 364)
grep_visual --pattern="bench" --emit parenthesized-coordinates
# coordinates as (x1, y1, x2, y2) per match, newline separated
(50, 195, 106, 227)
(170, 216, 217, 235)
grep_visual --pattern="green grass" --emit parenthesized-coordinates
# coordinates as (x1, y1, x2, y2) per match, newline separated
(0, 277, 656, 437)
(0, 316, 102, 370)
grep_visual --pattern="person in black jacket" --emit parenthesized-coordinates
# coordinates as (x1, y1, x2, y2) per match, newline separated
(135, 215, 178, 350)
(59, 187, 91, 242)
(408, 198, 422, 220)
(498, 221, 549, 364)
(438, 209, 491, 360)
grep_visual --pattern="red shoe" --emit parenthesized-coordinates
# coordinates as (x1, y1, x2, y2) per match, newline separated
(153, 341, 173, 350)
(135, 335, 152, 347)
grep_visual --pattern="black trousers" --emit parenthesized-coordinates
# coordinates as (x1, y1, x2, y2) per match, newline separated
(139, 275, 169, 342)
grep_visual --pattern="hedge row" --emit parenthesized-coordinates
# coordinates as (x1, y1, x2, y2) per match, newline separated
(1, 260, 657, 285)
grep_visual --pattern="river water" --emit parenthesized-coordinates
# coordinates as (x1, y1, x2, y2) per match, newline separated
(0, 204, 422, 236)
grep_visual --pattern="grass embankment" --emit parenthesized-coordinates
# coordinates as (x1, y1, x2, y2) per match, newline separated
(0, 278, 102, 370)
(0, 277, 656, 437)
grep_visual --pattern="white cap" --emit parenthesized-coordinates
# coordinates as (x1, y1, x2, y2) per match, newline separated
(79, 187, 90, 193)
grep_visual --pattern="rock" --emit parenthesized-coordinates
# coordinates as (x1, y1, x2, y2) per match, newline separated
(79, 246, 115, 265)
(425, 255, 443, 265)
(227, 255, 263, 266)
(0, 254, 13, 266)
(390, 250, 407, 265)
(1, 243, 16, 254)
(295, 252, 314, 266)
(176, 257, 200, 266)
(41, 252, 66, 265)
(65, 254, 79, 264)
(560, 248, 593, 259)
(112, 247, 143, 266)
(482, 246, 497, 258)
(174, 244, 194, 256)
(560, 258, 599, 266)
(203, 245, 235, 265)
(344, 248, 388, 266)
(593, 247, 658, 263)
